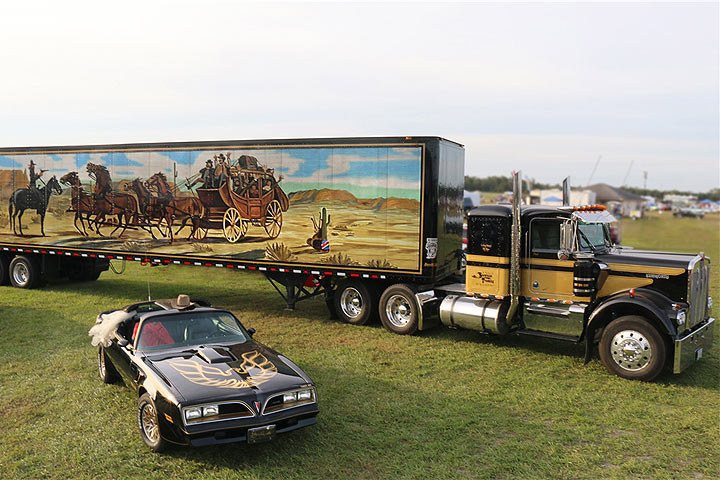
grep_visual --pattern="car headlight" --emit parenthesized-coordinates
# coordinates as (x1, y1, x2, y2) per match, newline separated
(185, 407, 202, 420)
(297, 389, 312, 401)
(676, 310, 686, 325)
(283, 392, 297, 403)
(202, 405, 219, 417)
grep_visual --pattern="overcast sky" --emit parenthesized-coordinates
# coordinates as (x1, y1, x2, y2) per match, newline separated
(0, 1, 717, 192)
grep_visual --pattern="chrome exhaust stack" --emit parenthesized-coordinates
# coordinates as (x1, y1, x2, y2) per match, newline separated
(505, 171, 522, 327)
(562, 176, 571, 206)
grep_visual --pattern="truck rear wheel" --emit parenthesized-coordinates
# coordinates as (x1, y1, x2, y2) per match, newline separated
(379, 284, 418, 335)
(334, 280, 375, 325)
(9, 255, 39, 289)
(599, 315, 666, 381)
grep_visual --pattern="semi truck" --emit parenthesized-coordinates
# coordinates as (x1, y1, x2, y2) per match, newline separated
(0, 137, 713, 381)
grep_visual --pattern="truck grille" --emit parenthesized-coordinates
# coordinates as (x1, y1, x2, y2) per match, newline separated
(687, 256, 710, 329)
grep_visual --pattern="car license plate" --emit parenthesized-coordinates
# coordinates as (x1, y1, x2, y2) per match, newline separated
(247, 425, 276, 444)
(696, 348, 703, 360)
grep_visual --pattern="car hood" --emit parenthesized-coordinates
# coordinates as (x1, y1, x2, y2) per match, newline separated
(142, 341, 312, 405)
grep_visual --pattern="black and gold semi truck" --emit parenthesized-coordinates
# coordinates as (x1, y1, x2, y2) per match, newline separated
(405, 173, 713, 381)
(0, 138, 712, 380)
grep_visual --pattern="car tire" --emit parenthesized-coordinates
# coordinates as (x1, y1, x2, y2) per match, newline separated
(138, 393, 168, 453)
(9, 255, 40, 289)
(333, 280, 376, 325)
(0, 255, 9, 285)
(98, 346, 119, 384)
(598, 315, 666, 381)
(379, 284, 419, 335)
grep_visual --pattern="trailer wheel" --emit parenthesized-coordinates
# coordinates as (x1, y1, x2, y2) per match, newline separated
(379, 284, 418, 335)
(598, 315, 666, 381)
(9, 255, 39, 289)
(0, 255, 9, 285)
(334, 280, 375, 325)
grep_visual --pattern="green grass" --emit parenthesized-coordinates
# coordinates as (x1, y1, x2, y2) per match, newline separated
(1, 212, 718, 479)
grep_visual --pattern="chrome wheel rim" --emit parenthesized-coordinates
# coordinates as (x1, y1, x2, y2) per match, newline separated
(12, 263, 29, 286)
(340, 287, 363, 319)
(610, 329, 652, 371)
(98, 349, 106, 378)
(141, 403, 160, 443)
(385, 294, 412, 328)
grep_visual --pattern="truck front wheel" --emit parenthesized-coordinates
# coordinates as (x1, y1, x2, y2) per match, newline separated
(598, 315, 666, 381)
(379, 284, 418, 335)
(334, 280, 375, 325)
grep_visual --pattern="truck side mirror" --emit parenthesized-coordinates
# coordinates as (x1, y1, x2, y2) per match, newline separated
(558, 221, 574, 260)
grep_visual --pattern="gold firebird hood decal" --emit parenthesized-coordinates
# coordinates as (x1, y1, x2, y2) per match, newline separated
(170, 351, 278, 389)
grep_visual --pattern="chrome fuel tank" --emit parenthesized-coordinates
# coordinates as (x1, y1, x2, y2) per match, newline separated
(439, 295, 509, 335)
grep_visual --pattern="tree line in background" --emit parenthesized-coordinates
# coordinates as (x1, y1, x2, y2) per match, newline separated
(464, 175, 720, 202)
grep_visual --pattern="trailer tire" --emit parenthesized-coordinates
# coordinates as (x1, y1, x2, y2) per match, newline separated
(379, 284, 418, 335)
(598, 315, 666, 381)
(0, 255, 9, 285)
(334, 280, 375, 325)
(9, 255, 40, 289)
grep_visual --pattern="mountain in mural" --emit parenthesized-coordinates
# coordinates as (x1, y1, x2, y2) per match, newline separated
(288, 189, 420, 211)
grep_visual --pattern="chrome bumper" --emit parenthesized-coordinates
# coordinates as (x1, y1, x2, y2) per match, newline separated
(673, 317, 715, 374)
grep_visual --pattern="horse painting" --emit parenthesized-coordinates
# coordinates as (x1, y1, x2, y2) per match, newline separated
(8, 176, 63, 236)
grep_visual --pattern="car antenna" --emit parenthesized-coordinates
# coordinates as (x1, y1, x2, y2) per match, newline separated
(146, 245, 152, 301)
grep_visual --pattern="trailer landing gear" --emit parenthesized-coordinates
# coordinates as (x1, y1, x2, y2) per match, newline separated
(264, 272, 329, 311)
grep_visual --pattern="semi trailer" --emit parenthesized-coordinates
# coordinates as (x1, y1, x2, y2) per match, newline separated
(0, 137, 713, 380)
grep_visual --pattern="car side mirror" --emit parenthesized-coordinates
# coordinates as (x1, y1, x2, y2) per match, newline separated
(247, 328, 256, 337)
(117, 338, 129, 348)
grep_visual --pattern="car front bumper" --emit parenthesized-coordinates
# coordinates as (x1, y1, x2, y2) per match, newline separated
(673, 317, 715, 374)
(163, 403, 319, 447)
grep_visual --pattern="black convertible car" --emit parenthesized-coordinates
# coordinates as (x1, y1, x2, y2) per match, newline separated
(92, 295, 318, 452)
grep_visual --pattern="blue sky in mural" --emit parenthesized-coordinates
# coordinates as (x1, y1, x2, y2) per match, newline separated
(282, 148, 331, 178)
(0, 156, 14, 168)
(158, 150, 203, 166)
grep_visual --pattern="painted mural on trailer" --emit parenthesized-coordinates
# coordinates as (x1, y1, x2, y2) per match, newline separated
(0, 146, 422, 271)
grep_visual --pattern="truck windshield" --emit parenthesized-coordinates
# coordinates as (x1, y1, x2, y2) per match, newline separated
(578, 223, 610, 252)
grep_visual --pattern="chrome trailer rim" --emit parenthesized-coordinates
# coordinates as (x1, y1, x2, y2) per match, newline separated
(385, 294, 412, 328)
(340, 287, 363, 319)
(610, 329, 652, 371)
(12, 262, 29, 286)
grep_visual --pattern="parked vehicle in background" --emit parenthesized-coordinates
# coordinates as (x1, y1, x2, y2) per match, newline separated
(674, 208, 705, 218)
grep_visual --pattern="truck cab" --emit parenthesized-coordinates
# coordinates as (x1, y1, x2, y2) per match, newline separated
(438, 185, 714, 381)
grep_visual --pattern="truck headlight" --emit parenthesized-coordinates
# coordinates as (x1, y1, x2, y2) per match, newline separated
(202, 405, 219, 417)
(676, 310, 686, 325)
(184, 407, 202, 420)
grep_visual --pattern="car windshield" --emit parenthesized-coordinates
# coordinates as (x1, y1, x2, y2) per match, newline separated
(577, 222, 611, 252)
(136, 311, 248, 351)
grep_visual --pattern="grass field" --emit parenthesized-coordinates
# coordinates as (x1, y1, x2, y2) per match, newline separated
(0, 212, 718, 479)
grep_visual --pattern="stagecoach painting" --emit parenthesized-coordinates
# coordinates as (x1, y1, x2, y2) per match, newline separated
(194, 161, 289, 243)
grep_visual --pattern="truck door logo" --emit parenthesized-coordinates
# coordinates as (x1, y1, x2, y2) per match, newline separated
(472, 271, 495, 285)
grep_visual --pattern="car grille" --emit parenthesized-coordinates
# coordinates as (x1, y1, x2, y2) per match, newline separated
(184, 401, 255, 425)
(687, 256, 710, 330)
